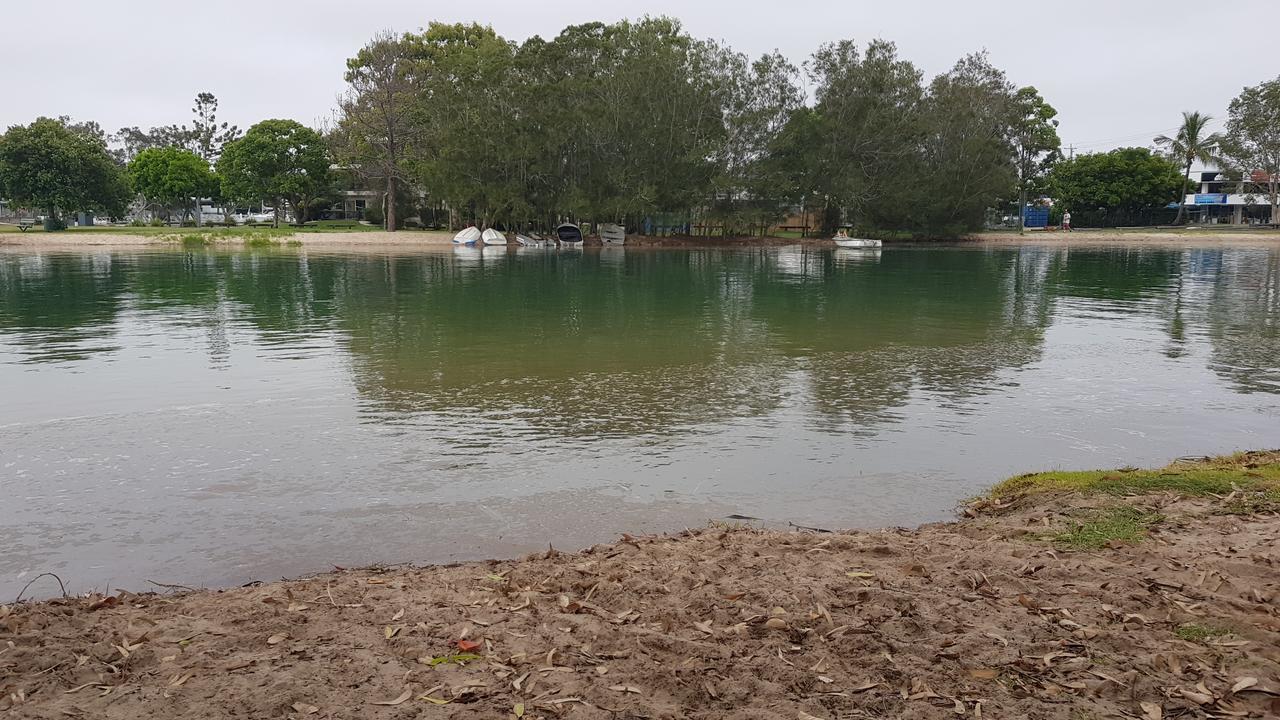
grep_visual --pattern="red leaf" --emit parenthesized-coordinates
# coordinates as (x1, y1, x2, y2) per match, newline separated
(454, 639, 483, 652)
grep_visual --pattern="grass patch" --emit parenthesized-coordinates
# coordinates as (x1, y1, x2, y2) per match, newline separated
(243, 235, 279, 248)
(1174, 623, 1230, 643)
(179, 233, 212, 247)
(990, 451, 1280, 500)
(1053, 506, 1160, 550)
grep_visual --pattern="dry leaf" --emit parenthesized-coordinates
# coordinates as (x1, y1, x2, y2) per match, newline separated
(267, 634, 287, 645)
(391, 608, 405, 621)
(287, 602, 308, 612)
(514, 702, 525, 718)
(798, 712, 828, 720)
(846, 571, 874, 579)
(384, 625, 400, 640)
(291, 702, 319, 715)
(693, 620, 713, 635)
(372, 688, 413, 706)
(1139, 701, 1162, 720)
(1231, 677, 1257, 693)
(765, 618, 788, 630)
(968, 668, 999, 680)
(609, 685, 642, 694)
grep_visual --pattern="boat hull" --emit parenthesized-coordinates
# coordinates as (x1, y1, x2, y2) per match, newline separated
(834, 238, 883, 248)
(481, 228, 507, 245)
(453, 227, 482, 245)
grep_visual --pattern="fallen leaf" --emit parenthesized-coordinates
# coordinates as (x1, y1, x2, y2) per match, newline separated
(455, 639, 483, 652)
(514, 702, 525, 718)
(384, 625, 400, 640)
(968, 668, 999, 680)
(267, 634, 287, 645)
(1139, 701, 1162, 720)
(291, 702, 319, 715)
(846, 571, 875, 579)
(420, 695, 451, 705)
(392, 608, 405, 622)
(1231, 677, 1257, 694)
(287, 602, 308, 612)
(798, 711, 828, 720)
(849, 681, 879, 693)
(693, 620, 713, 635)
(609, 685, 642, 694)
(372, 688, 413, 706)
(765, 618, 788, 630)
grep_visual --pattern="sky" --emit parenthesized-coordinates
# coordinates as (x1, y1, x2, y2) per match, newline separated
(4, 0, 1275, 155)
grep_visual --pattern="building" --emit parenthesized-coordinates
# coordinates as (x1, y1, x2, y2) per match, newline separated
(1182, 168, 1276, 225)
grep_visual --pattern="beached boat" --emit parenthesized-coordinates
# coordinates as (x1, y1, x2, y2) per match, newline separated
(453, 226, 481, 245)
(601, 223, 626, 245)
(556, 223, 584, 245)
(515, 234, 549, 248)
(481, 228, 507, 246)
(834, 237, 882, 249)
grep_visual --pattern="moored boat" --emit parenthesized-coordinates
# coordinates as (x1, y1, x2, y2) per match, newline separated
(452, 226, 481, 245)
(834, 237, 882, 248)
(601, 223, 626, 245)
(556, 223, 584, 245)
(481, 228, 507, 246)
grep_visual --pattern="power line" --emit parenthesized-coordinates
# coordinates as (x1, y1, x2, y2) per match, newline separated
(1062, 117, 1226, 151)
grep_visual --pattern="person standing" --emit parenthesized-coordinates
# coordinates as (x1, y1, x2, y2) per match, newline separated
(1062, 211, 1072, 232)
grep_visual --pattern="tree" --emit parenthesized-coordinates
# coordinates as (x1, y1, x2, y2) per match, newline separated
(1011, 87, 1061, 233)
(1154, 111, 1222, 225)
(1220, 77, 1280, 225)
(217, 119, 330, 227)
(189, 93, 240, 163)
(334, 31, 423, 231)
(128, 147, 214, 222)
(0, 117, 132, 228)
(1049, 147, 1184, 227)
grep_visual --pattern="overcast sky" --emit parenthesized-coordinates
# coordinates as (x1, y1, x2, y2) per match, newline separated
(5, 0, 1274, 154)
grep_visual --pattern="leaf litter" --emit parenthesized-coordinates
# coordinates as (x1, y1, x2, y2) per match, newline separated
(1, 481, 1278, 718)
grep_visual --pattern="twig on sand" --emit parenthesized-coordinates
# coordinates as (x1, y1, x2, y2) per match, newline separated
(145, 579, 195, 593)
(788, 521, 833, 534)
(14, 572, 69, 603)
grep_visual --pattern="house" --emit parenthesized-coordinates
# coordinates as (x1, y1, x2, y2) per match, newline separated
(1182, 168, 1275, 225)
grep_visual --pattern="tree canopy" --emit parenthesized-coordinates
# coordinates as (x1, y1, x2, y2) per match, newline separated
(0, 117, 132, 226)
(218, 119, 330, 226)
(128, 146, 214, 221)
(1221, 76, 1280, 222)
(1049, 147, 1184, 227)
(1154, 111, 1222, 224)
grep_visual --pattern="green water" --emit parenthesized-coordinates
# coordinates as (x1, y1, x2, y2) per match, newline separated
(1, 244, 1278, 596)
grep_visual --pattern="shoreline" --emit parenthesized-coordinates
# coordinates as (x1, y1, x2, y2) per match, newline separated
(2, 227, 1280, 252)
(3, 453, 1277, 718)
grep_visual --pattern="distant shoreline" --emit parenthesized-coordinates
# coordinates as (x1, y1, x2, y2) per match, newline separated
(2, 226, 1279, 251)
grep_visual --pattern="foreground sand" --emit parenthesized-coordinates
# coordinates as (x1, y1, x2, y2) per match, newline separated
(3, 458, 1278, 719)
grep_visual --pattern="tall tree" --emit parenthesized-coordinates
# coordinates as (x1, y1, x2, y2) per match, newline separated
(334, 31, 423, 231)
(1011, 87, 1061, 233)
(188, 92, 240, 163)
(217, 119, 330, 227)
(1154, 111, 1222, 225)
(1220, 77, 1280, 225)
(0, 117, 131, 228)
(128, 147, 214, 222)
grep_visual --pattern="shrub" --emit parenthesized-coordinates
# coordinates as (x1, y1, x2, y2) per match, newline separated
(43, 216, 68, 231)
(364, 206, 384, 226)
(149, 218, 165, 227)
(129, 218, 146, 227)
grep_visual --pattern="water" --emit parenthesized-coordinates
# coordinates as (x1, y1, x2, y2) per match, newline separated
(2, 244, 1278, 597)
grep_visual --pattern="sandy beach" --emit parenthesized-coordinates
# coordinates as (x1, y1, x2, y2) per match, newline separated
(3, 453, 1277, 719)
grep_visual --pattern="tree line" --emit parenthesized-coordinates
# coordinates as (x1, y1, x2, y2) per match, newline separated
(1, 17, 1277, 235)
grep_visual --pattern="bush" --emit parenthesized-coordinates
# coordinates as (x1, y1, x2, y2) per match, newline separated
(223, 215, 237, 227)
(43, 216, 68, 231)
(364, 206, 384, 226)
(149, 218, 165, 227)
(404, 218, 421, 229)
(129, 218, 146, 227)
(181, 219, 197, 227)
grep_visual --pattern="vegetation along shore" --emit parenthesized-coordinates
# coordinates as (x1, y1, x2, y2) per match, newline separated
(3, 452, 1277, 719)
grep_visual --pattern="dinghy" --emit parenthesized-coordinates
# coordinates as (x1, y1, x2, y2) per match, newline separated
(556, 223, 584, 245)
(481, 228, 507, 246)
(452, 226, 481, 245)
(601, 223, 626, 245)
(834, 236, 882, 249)
(516, 234, 548, 248)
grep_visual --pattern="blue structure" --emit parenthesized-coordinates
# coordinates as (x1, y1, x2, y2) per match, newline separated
(1022, 205, 1049, 228)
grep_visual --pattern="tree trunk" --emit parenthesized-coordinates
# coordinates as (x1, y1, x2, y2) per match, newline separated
(385, 176, 397, 232)
(1173, 161, 1191, 225)
(273, 199, 281, 229)
(1018, 185, 1027, 235)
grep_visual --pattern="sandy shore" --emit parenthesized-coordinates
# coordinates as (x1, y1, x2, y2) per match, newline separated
(3, 453, 1277, 719)
(3, 228, 1278, 252)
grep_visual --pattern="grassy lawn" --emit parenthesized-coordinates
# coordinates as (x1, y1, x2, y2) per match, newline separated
(0, 220, 404, 235)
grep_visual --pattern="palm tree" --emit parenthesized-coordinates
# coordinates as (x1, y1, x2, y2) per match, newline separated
(1155, 111, 1222, 225)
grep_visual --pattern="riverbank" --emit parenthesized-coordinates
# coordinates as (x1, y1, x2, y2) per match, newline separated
(3, 226, 1279, 251)
(3, 453, 1277, 719)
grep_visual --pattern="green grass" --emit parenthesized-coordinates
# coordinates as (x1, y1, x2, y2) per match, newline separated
(1053, 506, 1161, 550)
(1174, 623, 1230, 643)
(0, 220, 389, 235)
(989, 451, 1280, 500)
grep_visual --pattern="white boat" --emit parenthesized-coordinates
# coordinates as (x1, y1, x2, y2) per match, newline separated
(834, 237, 882, 248)
(555, 223, 584, 245)
(516, 234, 549, 248)
(601, 223, 626, 245)
(481, 228, 507, 246)
(453, 226, 481, 245)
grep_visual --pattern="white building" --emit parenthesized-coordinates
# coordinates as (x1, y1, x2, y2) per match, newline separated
(1182, 168, 1275, 224)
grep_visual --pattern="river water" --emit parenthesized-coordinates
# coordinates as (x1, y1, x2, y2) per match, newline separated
(1, 244, 1277, 597)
